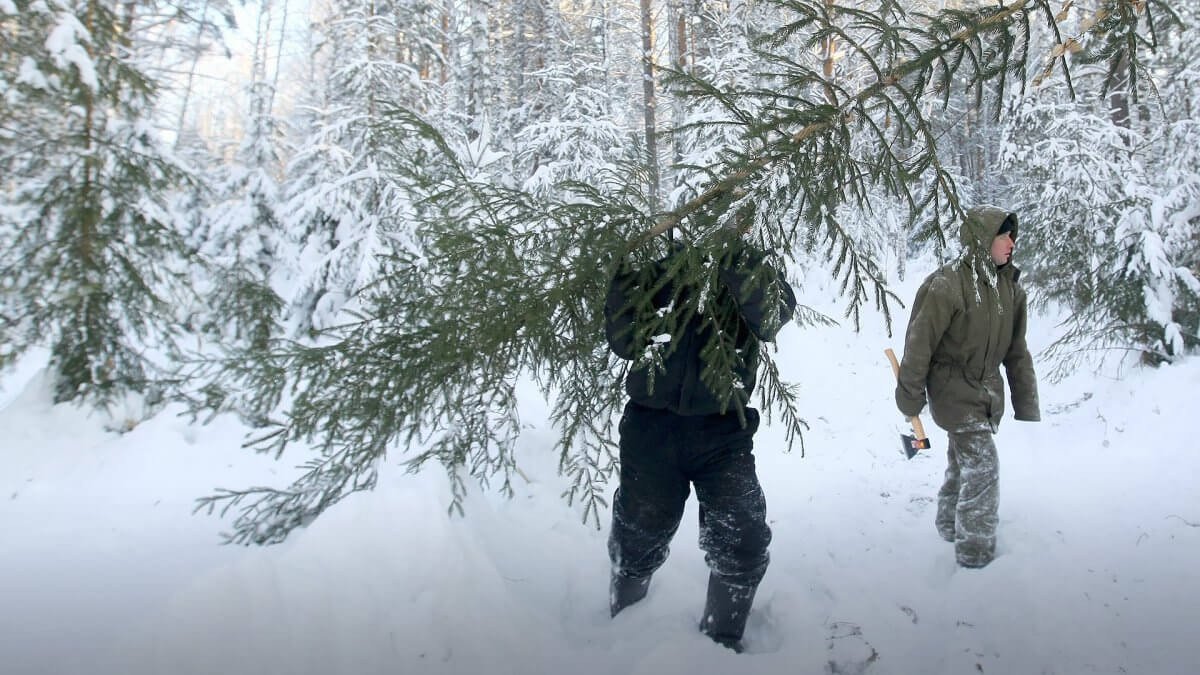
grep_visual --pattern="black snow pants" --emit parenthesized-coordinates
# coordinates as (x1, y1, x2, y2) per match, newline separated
(608, 401, 772, 588)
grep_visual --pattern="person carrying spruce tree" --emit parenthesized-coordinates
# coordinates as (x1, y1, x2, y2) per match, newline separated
(603, 230, 796, 653)
(895, 207, 1041, 568)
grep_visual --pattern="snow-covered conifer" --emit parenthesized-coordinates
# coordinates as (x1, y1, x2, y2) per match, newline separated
(199, 2, 288, 351)
(1001, 3, 1199, 374)
(0, 0, 201, 404)
(275, 0, 436, 336)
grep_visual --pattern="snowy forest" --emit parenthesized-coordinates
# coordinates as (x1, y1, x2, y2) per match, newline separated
(3, 1, 1200, 673)
(2, 0, 1198, 541)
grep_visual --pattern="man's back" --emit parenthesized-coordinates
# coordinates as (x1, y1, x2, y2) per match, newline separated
(603, 243, 795, 417)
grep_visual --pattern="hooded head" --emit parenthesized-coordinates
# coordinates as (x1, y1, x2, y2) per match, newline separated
(960, 207, 1018, 265)
(960, 207, 1017, 249)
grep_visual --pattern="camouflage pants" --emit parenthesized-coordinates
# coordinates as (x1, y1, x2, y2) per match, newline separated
(936, 429, 999, 568)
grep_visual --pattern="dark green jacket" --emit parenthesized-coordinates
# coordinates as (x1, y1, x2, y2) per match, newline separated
(896, 208, 1041, 432)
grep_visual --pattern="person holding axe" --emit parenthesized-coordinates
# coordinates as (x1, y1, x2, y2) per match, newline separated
(603, 230, 796, 652)
(894, 207, 1040, 569)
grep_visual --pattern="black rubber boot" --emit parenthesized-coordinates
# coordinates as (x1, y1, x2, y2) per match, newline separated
(610, 572, 652, 617)
(698, 574, 757, 653)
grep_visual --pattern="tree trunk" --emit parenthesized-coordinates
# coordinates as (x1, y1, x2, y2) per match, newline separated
(667, 0, 687, 192)
(252, 0, 271, 95)
(513, 0, 527, 103)
(672, 0, 687, 72)
(1106, 51, 1132, 134)
(821, 0, 837, 105)
(441, 0, 451, 85)
(640, 0, 660, 212)
(270, 0, 290, 116)
(175, 0, 212, 144)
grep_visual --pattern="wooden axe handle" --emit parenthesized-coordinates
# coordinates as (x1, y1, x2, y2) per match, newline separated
(884, 348, 928, 440)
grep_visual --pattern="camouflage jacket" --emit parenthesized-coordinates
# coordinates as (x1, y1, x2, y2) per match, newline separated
(895, 208, 1041, 432)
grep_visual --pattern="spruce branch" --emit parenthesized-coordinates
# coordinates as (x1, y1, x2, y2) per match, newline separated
(647, 0, 1164, 245)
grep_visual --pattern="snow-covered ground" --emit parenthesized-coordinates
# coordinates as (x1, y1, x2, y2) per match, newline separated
(2, 267, 1197, 675)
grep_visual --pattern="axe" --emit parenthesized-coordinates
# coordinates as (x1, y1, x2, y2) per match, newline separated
(884, 348, 931, 459)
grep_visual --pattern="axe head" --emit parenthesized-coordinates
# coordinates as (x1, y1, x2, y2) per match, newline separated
(900, 434, 931, 460)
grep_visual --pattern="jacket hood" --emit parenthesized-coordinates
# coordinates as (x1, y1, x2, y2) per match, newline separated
(959, 207, 1018, 252)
